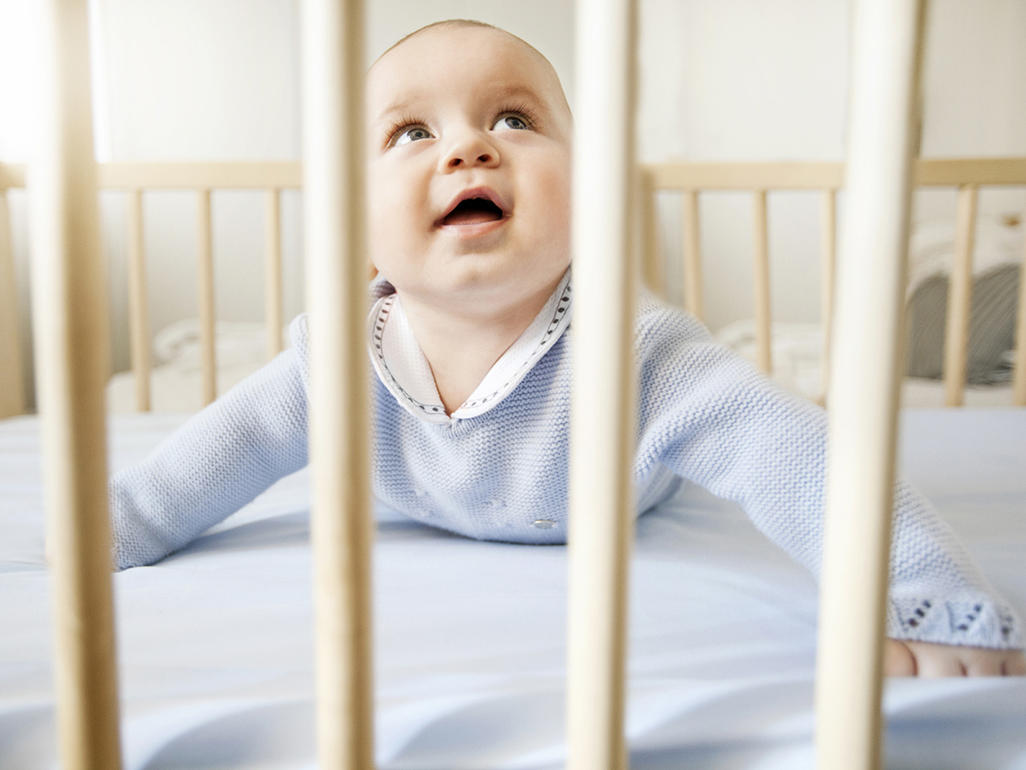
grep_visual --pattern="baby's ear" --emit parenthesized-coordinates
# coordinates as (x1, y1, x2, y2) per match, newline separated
(367, 261, 378, 280)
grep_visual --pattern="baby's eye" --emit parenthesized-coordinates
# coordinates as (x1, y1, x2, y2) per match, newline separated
(394, 126, 433, 146)
(492, 113, 531, 132)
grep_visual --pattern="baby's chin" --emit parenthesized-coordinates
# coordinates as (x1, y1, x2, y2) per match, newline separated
(390, 264, 563, 316)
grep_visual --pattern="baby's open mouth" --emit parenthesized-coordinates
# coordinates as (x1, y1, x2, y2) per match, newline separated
(436, 188, 510, 229)
(439, 197, 505, 226)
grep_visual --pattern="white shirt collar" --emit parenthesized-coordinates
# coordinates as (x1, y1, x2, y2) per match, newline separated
(367, 270, 572, 424)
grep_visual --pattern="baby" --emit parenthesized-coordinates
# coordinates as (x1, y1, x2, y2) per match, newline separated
(110, 19, 1025, 678)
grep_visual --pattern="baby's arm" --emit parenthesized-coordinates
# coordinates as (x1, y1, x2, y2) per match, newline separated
(636, 302, 1023, 666)
(110, 323, 309, 569)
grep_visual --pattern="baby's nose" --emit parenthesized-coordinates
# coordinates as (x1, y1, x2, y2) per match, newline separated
(440, 133, 500, 171)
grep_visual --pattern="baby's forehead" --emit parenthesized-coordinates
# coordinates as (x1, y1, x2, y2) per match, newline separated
(372, 23, 543, 74)
(367, 25, 570, 120)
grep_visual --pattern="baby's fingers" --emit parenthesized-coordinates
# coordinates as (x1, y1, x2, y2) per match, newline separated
(902, 641, 1026, 677)
(883, 639, 915, 676)
(964, 652, 1002, 677)
(966, 648, 1026, 677)
(910, 643, 965, 678)
(1003, 652, 1026, 676)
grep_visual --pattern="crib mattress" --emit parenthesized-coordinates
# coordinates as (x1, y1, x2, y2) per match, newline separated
(1, 410, 1025, 769)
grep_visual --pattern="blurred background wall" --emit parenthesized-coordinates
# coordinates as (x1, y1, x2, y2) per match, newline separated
(1, 0, 1024, 406)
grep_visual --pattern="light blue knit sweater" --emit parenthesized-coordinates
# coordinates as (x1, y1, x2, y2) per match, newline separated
(110, 280, 1021, 650)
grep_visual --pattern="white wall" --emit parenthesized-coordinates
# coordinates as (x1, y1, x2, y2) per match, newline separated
(639, 0, 1026, 328)
(2, 0, 1024, 402)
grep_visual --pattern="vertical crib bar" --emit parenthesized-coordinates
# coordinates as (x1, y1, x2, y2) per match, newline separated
(681, 189, 704, 321)
(816, 2, 924, 770)
(1015, 213, 1026, 406)
(943, 184, 977, 407)
(567, 0, 637, 768)
(29, 0, 122, 767)
(0, 190, 26, 419)
(820, 189, 837, 406)
(127, 189, 152, 412)
(196, 189, 217, 404)
(301, 1, 373, 768)
(639, 169, 664, 298)
(265, 188, 284, 359)
(752, 189, 772, 373)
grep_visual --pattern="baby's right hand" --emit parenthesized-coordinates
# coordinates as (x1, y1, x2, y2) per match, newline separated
(885, 638, 1026, 677)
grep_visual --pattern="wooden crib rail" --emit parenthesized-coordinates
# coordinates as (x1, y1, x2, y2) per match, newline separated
(102, 162, 301, 188)
(101, 163, 301, 409)
(818, 2, 924, 766)
(4, 155, 1023, 417)
(0, 187, 25, 419)
(16, 1, 1015, 769)
(0, 165, 27, 419)
(642, 157, 1026, 407)
(1, 161, 301, 188)
(31, 1, 122, 767)
(301, 0, 374, 766)
(567, 1, 637, 768)
(0, 161, 301, 414)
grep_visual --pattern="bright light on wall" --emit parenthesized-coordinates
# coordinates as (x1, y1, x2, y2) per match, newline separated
(0, 0, 110, 162)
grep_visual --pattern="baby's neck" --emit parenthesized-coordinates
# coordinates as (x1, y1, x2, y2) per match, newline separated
(398, 280, 559, 415)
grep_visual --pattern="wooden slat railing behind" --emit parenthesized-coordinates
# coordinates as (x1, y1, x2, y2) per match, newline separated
(0, 189, 26, 419)
(945, 185, 977, 406)
(820, 189, 838, 404)
(681, 189, 703, 321)
(4, 156, 1023, 416)
(1017, 230, 1026, 405)
(126, 190, 151, 412)
(643, 157, 1026, 407)
(195, 190, 217, 406)
(751, 189, 772, 373)
(264, 189, 284, 358)
(0, 162, 302, 414)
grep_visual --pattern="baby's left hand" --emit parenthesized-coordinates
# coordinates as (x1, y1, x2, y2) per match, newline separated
(885, 638, 1026, 677)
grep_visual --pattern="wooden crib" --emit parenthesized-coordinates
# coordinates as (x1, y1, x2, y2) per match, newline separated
(2, 1, 1024, 769)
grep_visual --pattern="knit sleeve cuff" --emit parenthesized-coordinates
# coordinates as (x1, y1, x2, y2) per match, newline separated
(887, 594, 1023, 650)
(109, 475, 179, 570)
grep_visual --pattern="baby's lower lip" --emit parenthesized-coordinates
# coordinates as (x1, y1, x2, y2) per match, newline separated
(436, 216, 509, 239)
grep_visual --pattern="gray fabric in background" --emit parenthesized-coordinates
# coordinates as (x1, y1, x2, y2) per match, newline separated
(905, 264, 1020, 384)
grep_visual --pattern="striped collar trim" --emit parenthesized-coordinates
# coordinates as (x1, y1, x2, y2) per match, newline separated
(368, 271, 572, 424)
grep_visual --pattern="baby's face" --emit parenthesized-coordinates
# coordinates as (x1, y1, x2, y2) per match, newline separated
(366, 26, 573, 314)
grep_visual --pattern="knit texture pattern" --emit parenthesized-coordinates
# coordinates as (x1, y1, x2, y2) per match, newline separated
(110, 290, 1022, 649)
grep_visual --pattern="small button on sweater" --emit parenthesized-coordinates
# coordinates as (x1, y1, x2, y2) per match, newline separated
(110, 273, 1022, 650)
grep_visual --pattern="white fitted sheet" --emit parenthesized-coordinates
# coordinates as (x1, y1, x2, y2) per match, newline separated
(1, 409, 1025, 769)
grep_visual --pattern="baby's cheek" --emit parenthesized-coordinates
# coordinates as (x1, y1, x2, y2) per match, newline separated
(536, 175, 572, 246)
(367, 188, 416, 266)
(538, 164, 571, 218)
